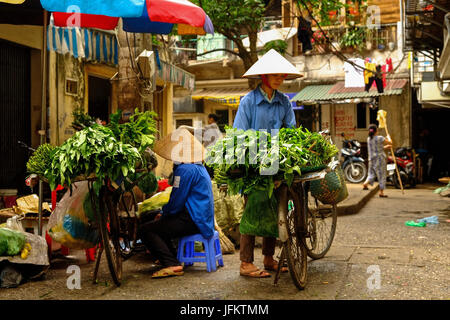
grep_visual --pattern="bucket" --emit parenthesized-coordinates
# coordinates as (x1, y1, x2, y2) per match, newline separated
(0, 189, 18, 208)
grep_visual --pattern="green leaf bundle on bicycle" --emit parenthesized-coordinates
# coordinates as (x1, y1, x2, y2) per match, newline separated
(27, 108, 159, 196)
(206, 126, 339, 197)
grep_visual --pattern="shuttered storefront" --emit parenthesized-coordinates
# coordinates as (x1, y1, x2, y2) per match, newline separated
(0, 39, 31, 193)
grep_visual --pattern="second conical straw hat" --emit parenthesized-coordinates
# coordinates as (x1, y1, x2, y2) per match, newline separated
(153, 128, 205, 164)
(242, 49, 303, 80)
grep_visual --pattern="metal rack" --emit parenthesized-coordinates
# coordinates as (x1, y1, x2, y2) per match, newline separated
(404, 0, 450, 71)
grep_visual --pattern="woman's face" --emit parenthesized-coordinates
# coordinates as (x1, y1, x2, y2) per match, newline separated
(265, 74, 287, 90)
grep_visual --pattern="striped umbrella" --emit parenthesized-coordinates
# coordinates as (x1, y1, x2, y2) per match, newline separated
(40, 0, 214, 35)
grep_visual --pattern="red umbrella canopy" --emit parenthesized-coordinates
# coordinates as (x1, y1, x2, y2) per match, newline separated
(41, 0, 214, 35)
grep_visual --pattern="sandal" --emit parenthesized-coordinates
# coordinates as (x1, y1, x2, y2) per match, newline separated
(152, 267, 184, 278)
(240, 268, 271, 278)
(379, 194, 388, 198)
(264, 262, 288, 273)
(363, 186, 369, 190)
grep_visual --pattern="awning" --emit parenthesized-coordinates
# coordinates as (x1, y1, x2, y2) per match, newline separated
(291, 80, 408, 104)
(290, 84, 335, 104)
(157, 59, 195, 91)
(191, 87, 251, 108)
(47, 24, 118, 65)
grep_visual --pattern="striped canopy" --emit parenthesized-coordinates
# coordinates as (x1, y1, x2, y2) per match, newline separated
(47, 24, 118, 65)
(40, 0, 214, 35)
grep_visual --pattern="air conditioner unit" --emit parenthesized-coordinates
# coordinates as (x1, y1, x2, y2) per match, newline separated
(136, 50, 156, 79)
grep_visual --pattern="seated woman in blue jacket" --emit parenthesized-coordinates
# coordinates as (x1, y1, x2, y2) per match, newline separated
(137, 128, 215, 278)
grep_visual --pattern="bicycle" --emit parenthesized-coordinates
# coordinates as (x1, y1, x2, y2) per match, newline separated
(87, 168, 153, 287)
(273, 168, 338, 290)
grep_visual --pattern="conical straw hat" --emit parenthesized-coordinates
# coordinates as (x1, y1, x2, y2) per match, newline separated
(242, 49, 303, 80)
(153, 128, 205, 164)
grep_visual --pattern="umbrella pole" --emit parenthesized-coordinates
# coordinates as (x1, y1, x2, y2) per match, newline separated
(384, 126, 404, 195)
(38, 10, 48, 236)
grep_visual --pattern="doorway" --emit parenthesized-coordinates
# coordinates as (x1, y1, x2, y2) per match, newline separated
(295, 105, 316, 131)
(88, 76, 111, 123)
(0, 40, 31, 195)
(411, 89, 450, 181)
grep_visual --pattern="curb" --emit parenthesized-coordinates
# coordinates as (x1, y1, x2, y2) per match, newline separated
(336, 184, 379, 216)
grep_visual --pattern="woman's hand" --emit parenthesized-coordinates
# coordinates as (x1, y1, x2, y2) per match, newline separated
(386, 135, 392, 143)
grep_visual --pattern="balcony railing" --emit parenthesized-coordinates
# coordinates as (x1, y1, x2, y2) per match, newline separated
(298, 23, 399, 55)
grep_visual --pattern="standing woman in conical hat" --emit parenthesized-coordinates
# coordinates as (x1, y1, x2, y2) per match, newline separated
(233, 49, 303, 278)
(233, 49, 303, 131)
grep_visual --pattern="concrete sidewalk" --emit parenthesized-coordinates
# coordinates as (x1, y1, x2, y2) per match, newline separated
(335, 182, 379, 216)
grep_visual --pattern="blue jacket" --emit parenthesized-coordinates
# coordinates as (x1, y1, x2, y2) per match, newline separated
(233, 87, 296, 130)
(162, 164, 215, 239)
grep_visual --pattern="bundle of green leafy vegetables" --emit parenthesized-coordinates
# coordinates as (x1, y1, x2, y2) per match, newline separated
(26, 143, 57, 177)
(71, 107, 95, 131)
(206, 126, 338, 197)
(109, 108, 158, 156)
(45, 124, 142, 194)
(35, 109, 159, 195)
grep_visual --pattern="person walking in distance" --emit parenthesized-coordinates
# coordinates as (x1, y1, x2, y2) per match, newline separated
(363, 124, 392, 197)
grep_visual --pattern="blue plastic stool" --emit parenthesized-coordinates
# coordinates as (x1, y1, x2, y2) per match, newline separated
(177, 231, 224, 272)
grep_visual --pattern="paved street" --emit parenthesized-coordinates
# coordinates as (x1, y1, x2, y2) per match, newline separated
(1, 184, 449, 301)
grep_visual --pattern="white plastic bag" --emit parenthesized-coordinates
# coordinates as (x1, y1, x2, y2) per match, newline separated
(48, 181, 100, 249)
(5, 216, 24, 233)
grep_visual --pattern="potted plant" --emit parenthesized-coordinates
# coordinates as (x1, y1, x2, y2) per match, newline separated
(388, 41, 396, 51)
(311, 29, 328, 53)
(365, 28, 374, 51)
(339, 27, 366, 51)
(377, 38, 386, 50)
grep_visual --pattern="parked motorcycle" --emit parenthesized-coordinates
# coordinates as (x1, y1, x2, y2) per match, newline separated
(340, 133, 367, 184)
(387, 147, 416, 189)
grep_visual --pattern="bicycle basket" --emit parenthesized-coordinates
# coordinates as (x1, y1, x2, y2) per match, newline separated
(310, 166, 348, 205)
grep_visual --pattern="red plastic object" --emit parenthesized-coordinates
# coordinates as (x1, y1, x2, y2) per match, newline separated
(53, 12, 119, 30)
(61, 246, 70, 256)
(3, 196, 17, 208)
(51, 184, 65, 211)
(157, 179, 171, 192)
(85, 246, 97, 262)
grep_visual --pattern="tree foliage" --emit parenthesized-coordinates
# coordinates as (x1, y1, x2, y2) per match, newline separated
(194, 0, 274, 72)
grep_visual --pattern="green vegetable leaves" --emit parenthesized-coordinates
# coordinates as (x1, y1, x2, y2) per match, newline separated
(46, 124, 141, 193)
(29, 109, 159, 195)
(108, 108, 158, 157)
(206, 126, 338, 197)
(26, 144, 57, 177)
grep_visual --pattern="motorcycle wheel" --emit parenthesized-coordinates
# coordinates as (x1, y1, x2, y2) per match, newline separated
(394, 171, 408, 189)
(409, 174, 416, 188)
(344, 163, 367, 184)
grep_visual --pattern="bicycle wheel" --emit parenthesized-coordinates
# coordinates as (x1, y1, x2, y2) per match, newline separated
(305, 194, 337, 259)
(283, 185, 308, 290)
(98, 187, 122, 286)
(116, 189, 138, 259)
